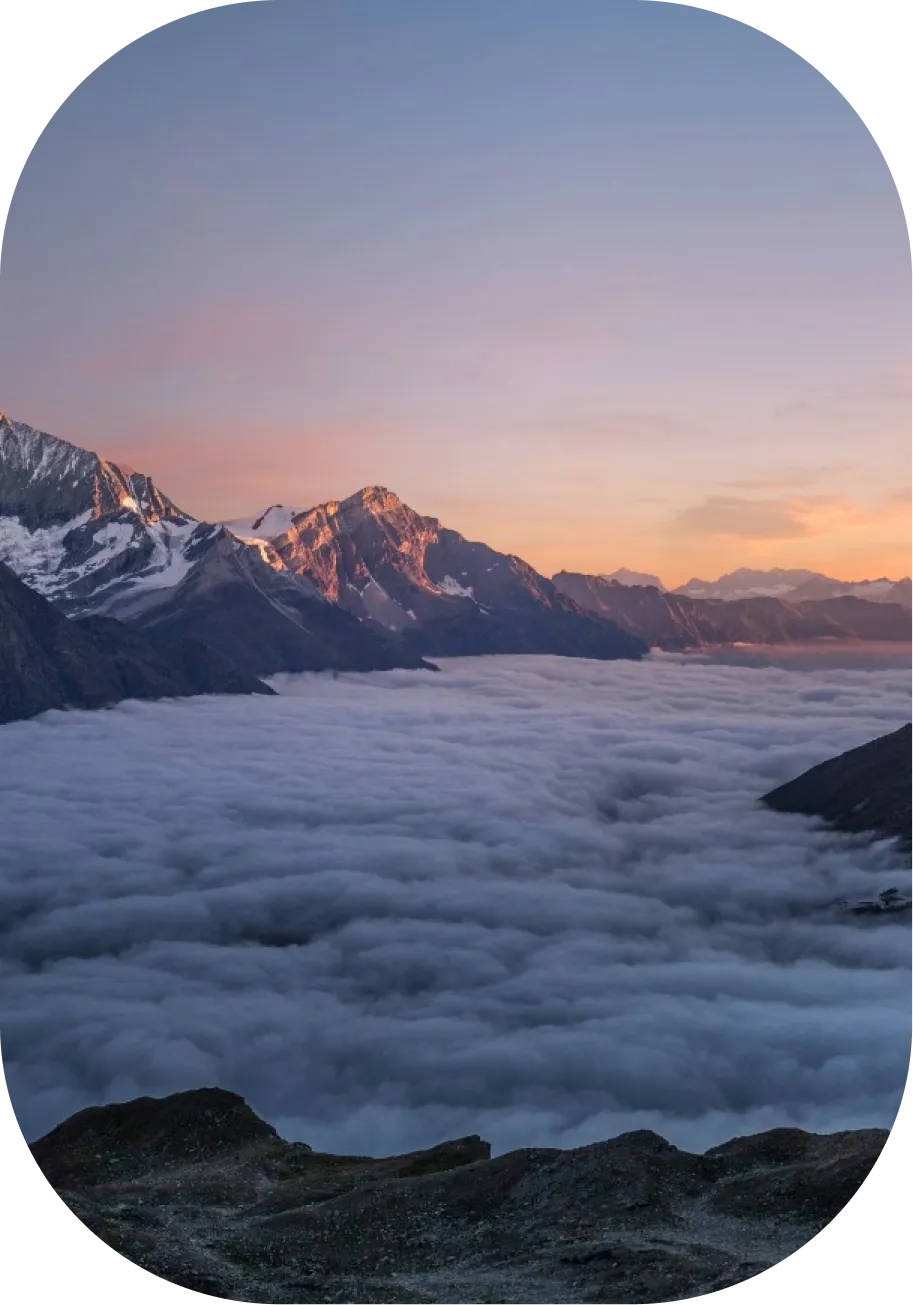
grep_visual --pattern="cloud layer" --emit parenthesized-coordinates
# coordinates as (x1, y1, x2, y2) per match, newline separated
(1, 653, 910, 1156)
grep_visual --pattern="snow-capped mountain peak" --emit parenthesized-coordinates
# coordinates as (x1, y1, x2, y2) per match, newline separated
(269, 485, 643, 657)
(0, 413, 214, 614)
(0, 413, 187, 530)
(675, 567, 825, 600)
(224, 488, 409, 550)
(0, 415, 643, 670)
(222, 504, 305, 544)
(673, 566, 910, 608)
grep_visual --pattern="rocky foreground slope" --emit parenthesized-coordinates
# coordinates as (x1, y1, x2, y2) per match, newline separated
(30, 1087, 887, 1304)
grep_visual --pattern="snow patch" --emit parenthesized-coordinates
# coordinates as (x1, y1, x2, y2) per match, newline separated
(79, 522, 204, 615)
(223, 505, 303, 544)
(88, 521, 137, 554)
(841, 581, 896, 600)
(438, 575, 475, 599)
(0, 512, 93, 593)
(679, 582, 801, 600)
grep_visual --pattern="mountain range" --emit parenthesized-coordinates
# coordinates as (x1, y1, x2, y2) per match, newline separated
(553, 571, 912, 650)
(1, 412, 910, 718)
(601, 564, 911, 607)
(0, 414, 645, 681)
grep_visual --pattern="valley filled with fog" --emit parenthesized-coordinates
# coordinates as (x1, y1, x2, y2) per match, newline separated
(1, 653, 909, 1154)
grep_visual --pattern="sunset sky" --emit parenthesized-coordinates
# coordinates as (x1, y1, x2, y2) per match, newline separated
(0, 0, 909, 586)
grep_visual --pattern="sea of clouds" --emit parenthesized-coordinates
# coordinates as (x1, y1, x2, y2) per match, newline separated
(1, 653, 910, 1154)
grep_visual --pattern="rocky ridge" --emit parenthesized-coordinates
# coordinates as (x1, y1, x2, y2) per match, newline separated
(270, 487, 647, 661)
(29, 1087, 889, 1304)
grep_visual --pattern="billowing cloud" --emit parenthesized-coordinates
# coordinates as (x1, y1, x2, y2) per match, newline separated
(0, 654, 909, 1157)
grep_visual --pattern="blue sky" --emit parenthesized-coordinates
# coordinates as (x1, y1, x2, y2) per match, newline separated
(0, 0, 908, 582)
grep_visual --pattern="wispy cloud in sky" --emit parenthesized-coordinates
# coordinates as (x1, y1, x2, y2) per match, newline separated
(718, 465, 851, 492)
(671, 495, 867, 541)
(772, 368, 911, 426)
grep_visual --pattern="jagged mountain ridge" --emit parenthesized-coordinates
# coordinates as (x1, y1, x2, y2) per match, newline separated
(674, 565, 911, 607)
(0, 412, 221, 615)
(601, 565, 911, 607)
(2, 417, 618, 659)
(0, 561, 273, 724)
(0, 417, 439, 675)
(130, 529, 436, 675)
(4, 413, 908, 669)
(675, 567, 824, 599)
(787, 574, 912, 607)
(268, 486, 647, 659)
(272, 486, 573, 624)
(0, 416, 642, 667)
(0, 412, 185, 529)
(552, 571, 911, 649)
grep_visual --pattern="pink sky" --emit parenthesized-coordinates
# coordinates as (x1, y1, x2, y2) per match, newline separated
(0, 1, 908, 585)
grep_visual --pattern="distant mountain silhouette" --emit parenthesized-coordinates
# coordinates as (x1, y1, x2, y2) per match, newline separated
(552, 571, 911, 649)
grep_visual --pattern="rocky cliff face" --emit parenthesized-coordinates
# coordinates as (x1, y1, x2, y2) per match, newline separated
(0, 561, 273, 724)
(0, 412, 185, 530)
(131, 530, 436, 676)
(273, 488, 646, 660)
(762, 724, 912, 846)
(29, 1087, 887, 1304)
